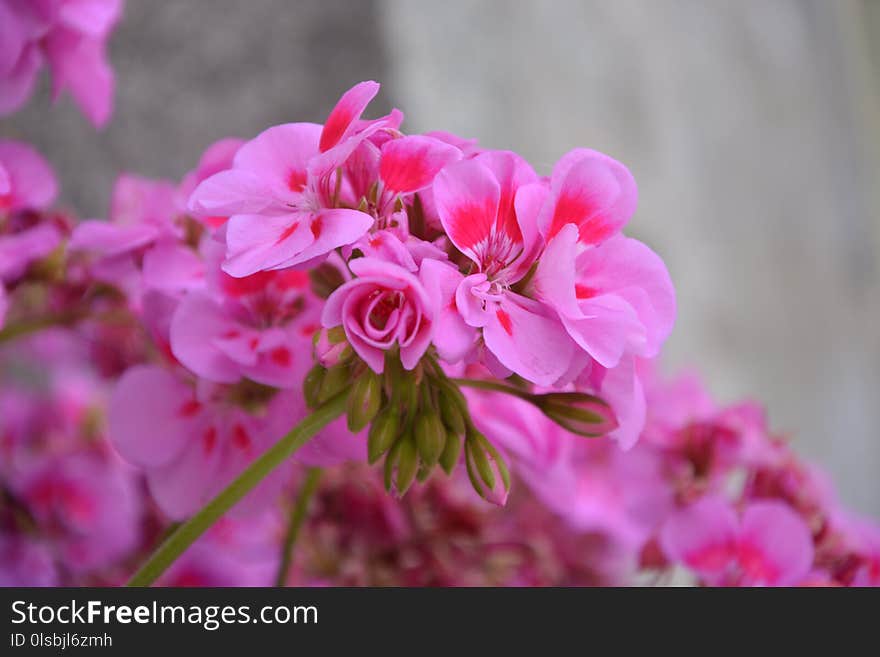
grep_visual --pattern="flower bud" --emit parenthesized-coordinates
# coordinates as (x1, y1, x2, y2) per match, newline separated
(535, 392, 618, 437)
(438, 388, 467, 437)
(368, 405, 399, 464)
(313, 327, 351, 368)
(385, 436, 418, 496)
(347, 370, 383, 432)
(318, 362, 350, 404)
(303, 364, 325, 409)
(415, 411, 446, 467)
(439, 429, 462, 475)
(395, 437, 419, 495)
(465, 432, 510, 506)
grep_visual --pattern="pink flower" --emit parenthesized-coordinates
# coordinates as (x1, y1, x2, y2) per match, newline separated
(321, 256, 435, 373)
(505, 148, 676, 386)
(188, 121, 374, 277)
(0, 0, 123, 127)
(11, 452, 141, 574)
(169, 245, 319, 389)
(108, 364, 359, 519)
(109, 365, 295, 519)
(434, 151, 575, 385)
(660, 497, 814, 586)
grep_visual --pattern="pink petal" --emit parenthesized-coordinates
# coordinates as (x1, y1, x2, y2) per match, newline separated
(660, 497, 739, 584)
(68, 221, 158, 257)
(475, 150, 539, 272)
(108, 366, 195, 468)
(319, 80, 380, 152)
(222, 212, 312, 277)
(586, 356, 646, 450)
(0, 224, 62, 280)
(379, 135, 461, 194)
(483, 293, 575, 386)
(44, 29, 114, 128)
(147, 431, 223, 520)
(419, 258, 476, 362)
(188, 169, 278, 218)
(434, 159, 501, 267)
(296, 415, 367, 466)
(169, 293, 243, 383)
(542, 148, 637, 247)
(58, 0, 123, 37)
(269, 208, 374, 270)
(232, 122, 321, 196)
(576, 235, 676, 357)
(0, 140, 58, 210)
(0, 45, 41, 116)
(141, 242, 206, 295)
(739, 502, 814, 586)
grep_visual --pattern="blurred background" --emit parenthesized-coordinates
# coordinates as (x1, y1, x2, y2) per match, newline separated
(2, 0, 878, 516)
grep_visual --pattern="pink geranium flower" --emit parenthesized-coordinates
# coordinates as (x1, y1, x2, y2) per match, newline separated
(434, 151, 576, 385)
(169, 241, 319, 388)
(660, 497, 814, 586)
(0, 0, 123, 127)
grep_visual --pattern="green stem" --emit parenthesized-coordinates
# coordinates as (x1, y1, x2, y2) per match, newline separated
(274, 468, 323, 587)
(127, 392, 347, 587)
(450, 378, 535, 402)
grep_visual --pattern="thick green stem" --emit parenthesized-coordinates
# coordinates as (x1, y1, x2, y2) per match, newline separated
(274, 468, 323, 587)
(127, 392, 347, 587)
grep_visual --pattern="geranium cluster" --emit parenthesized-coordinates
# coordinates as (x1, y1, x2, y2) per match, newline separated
(1, 24, 877, 587)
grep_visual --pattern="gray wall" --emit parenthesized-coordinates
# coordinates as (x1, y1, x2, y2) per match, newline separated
(2, 0, 877, 515)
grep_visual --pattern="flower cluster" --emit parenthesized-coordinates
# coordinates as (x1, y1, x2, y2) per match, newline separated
(1, 49, 876, 587)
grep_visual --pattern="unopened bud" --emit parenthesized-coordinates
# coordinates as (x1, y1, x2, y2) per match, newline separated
(439, 429, 462, 475)
(535, 392, 618, 437)
(438, 389, 467, 437)
(313, 327, 351, 368)
(385, 436, 418, 496)
(347, 370, 383, 432)
(465, 432, 510, 506)
(303, 364, 325, 409)
(318, 363, 350, 404)
(368, 405, 399, 464)
(415, 411, 446, 467)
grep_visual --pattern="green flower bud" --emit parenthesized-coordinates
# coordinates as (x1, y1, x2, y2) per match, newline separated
(318, 363, 350, 404)
(415, 411, 446, 467)
(464, 432, 510, 505)
(535, 392, 618, 437)
(368, 405, 399, 464)
(394, 437, 419, 496)
(303, 364, 325, 409)
(347, 370, 383, 432)
(438, 388, 467, 437)
(439, 429, 462, 475)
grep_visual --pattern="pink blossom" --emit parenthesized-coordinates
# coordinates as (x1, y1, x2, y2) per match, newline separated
(660, 497, 814, 586)
(169, 250, 319, 388)
(0, 0, 123, 127)
(321, 256, 435, 373)
(176, 137, 244, 228)
(532, 226, 675, 369)
(434, 152, 575, 385)
(189, 121, 375, 277)
(11, 452, 141, 574)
